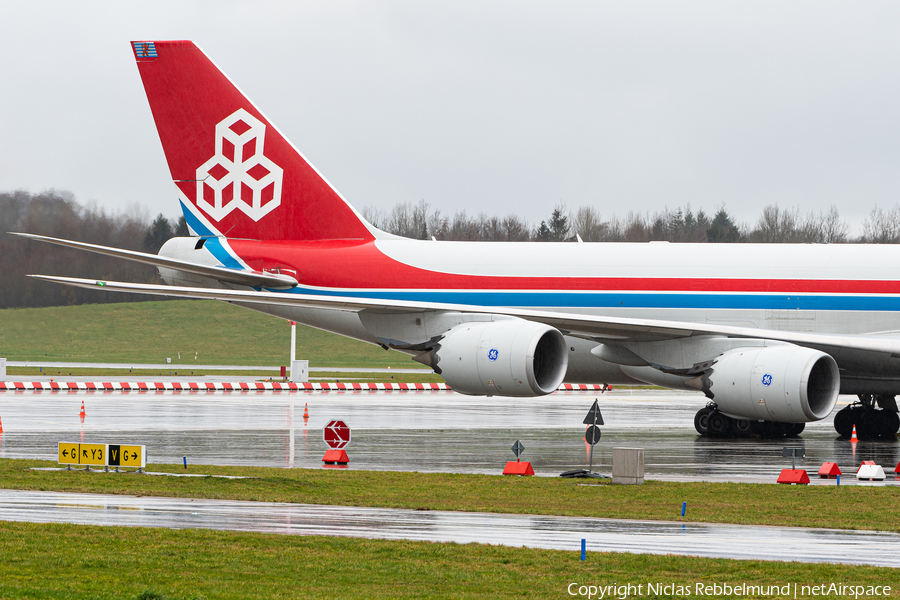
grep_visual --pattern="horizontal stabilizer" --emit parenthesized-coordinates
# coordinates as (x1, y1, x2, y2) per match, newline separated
(12, 232, 298, 289)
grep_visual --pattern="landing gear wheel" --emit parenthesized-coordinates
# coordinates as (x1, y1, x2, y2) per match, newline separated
(708, 411, 731, 437)
(858, 410, 878, 440)
(732, 419, 752, 437)
(694, 407, 714, 435)
(760, 421, 783, 439)
(785, 423, 805, 437)
(877, 410, 900, 438)
(834, 407, 853, 438)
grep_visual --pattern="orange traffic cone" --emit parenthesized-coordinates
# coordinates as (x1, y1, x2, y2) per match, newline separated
(303, 403, 309, 422)
(0, 416, 4, 433)
(850, 424, 858, 443)
(79, 401, 86, 424)
(585, 426, 590, 460)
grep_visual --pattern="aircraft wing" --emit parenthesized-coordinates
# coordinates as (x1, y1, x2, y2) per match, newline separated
(12, 233, 298, 289)
(28, 274, 900, 358)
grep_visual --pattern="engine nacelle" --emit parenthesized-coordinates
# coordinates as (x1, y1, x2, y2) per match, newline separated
(417, 319, 568, 396)
(695, 345, 839, 422)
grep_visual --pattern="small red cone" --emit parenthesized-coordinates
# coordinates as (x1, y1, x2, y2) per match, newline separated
(322, 449, 349, 465)
(850, 424, 858, 443)
(79, 401, 86, 424)
(585, 426, 590, 460)
(0, 416, 4, 433)
(503, 461, 535, 476)
(777, 469, 810, 484)
(303, 403, 309, 422)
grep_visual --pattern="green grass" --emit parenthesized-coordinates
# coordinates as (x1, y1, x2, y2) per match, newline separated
(5, 367, 444, 384)
(0, 300, 424, 368)
(0, 521, 895, 600)
(3, 460, 898, 532)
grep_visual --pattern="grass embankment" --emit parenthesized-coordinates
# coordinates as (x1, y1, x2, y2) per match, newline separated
(0, 521, 895, 600)
(3, 459, 897, 532)
(0, 300, 426, 369)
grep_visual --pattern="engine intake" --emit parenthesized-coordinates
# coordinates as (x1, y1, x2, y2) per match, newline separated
(689, 344, 839, 422)
(415, 319, 568, 396)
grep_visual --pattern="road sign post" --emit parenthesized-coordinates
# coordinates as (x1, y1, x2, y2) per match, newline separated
(584, 399, 604, 475)
(782, 446, 805, 470)
(323, 420, 351, 449)
(511, 440, 524, 461)
(777, 446, 809, 485)
(323, 420, 351, 465)
(503, 439, 534, 476)
(561, 399, 607, 478)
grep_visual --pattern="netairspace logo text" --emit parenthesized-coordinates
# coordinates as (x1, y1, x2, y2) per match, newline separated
(566, 582, 892, 599)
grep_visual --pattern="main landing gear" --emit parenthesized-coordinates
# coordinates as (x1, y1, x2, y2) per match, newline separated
(833, 395, 900, 440)
(693, 404, 805, 439)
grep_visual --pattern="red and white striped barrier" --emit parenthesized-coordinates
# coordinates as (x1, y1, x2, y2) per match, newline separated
(0, 381, 610, 392)
(0, 381, 449, 392)
(558, 384, 610, 392)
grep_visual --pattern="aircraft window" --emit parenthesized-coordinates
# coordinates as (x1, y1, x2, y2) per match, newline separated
(195, 238, 207, 250)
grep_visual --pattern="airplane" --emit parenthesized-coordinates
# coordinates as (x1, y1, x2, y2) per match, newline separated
(17, 39, 900, 442)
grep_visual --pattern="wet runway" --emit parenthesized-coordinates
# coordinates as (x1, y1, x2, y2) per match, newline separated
(0, 389, 897, 483)
(1, 489, 897, 567)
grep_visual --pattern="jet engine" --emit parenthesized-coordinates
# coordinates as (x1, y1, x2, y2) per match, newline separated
(691, 345, 839, 422)
(415, 319, 568, 396)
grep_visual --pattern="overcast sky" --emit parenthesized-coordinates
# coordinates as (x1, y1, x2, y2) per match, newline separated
(2, 2, 900, 232)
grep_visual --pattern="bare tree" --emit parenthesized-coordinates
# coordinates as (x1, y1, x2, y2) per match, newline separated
(801, 206, 849, 243)
(502, 215, 531, 241)
(750, 205, 801, 243)
(360, 205, 387, 230)
(622, 211, 651, 242)
(427, 209, 450, 240)
(571, 206, 605, 241)
(861, 205, 900, 243)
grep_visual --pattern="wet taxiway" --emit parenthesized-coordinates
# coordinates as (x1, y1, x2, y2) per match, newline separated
(0, 389, 896, 483)
(0, 489, 897, 567)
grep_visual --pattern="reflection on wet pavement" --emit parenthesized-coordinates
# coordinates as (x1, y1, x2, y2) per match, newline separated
(0, 389, 895, 483)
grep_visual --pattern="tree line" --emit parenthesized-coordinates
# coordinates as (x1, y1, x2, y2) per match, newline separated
(363, 201, 876, 243)
(5, 189, 900, 309)
(0, 190, 186, 309)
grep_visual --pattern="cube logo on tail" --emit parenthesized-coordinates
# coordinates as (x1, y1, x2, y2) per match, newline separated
(196, 109, 283, 222)
(133, 40, 375, 241)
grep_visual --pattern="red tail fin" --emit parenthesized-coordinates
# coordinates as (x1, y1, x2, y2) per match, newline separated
(132, 40, 374, 242)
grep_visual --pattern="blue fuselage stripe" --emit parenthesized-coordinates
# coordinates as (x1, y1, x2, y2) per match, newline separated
(179, 200, 245, 270)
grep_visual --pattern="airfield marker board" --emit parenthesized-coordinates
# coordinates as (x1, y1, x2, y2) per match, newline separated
(78, 443, 106, 466)
(109, 444, 146, 469)
(57, 442, 146, 469)
(57, 442, 80, 465)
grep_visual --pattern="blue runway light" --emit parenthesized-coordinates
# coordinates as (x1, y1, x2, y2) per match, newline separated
(581, 538, 586, 561)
